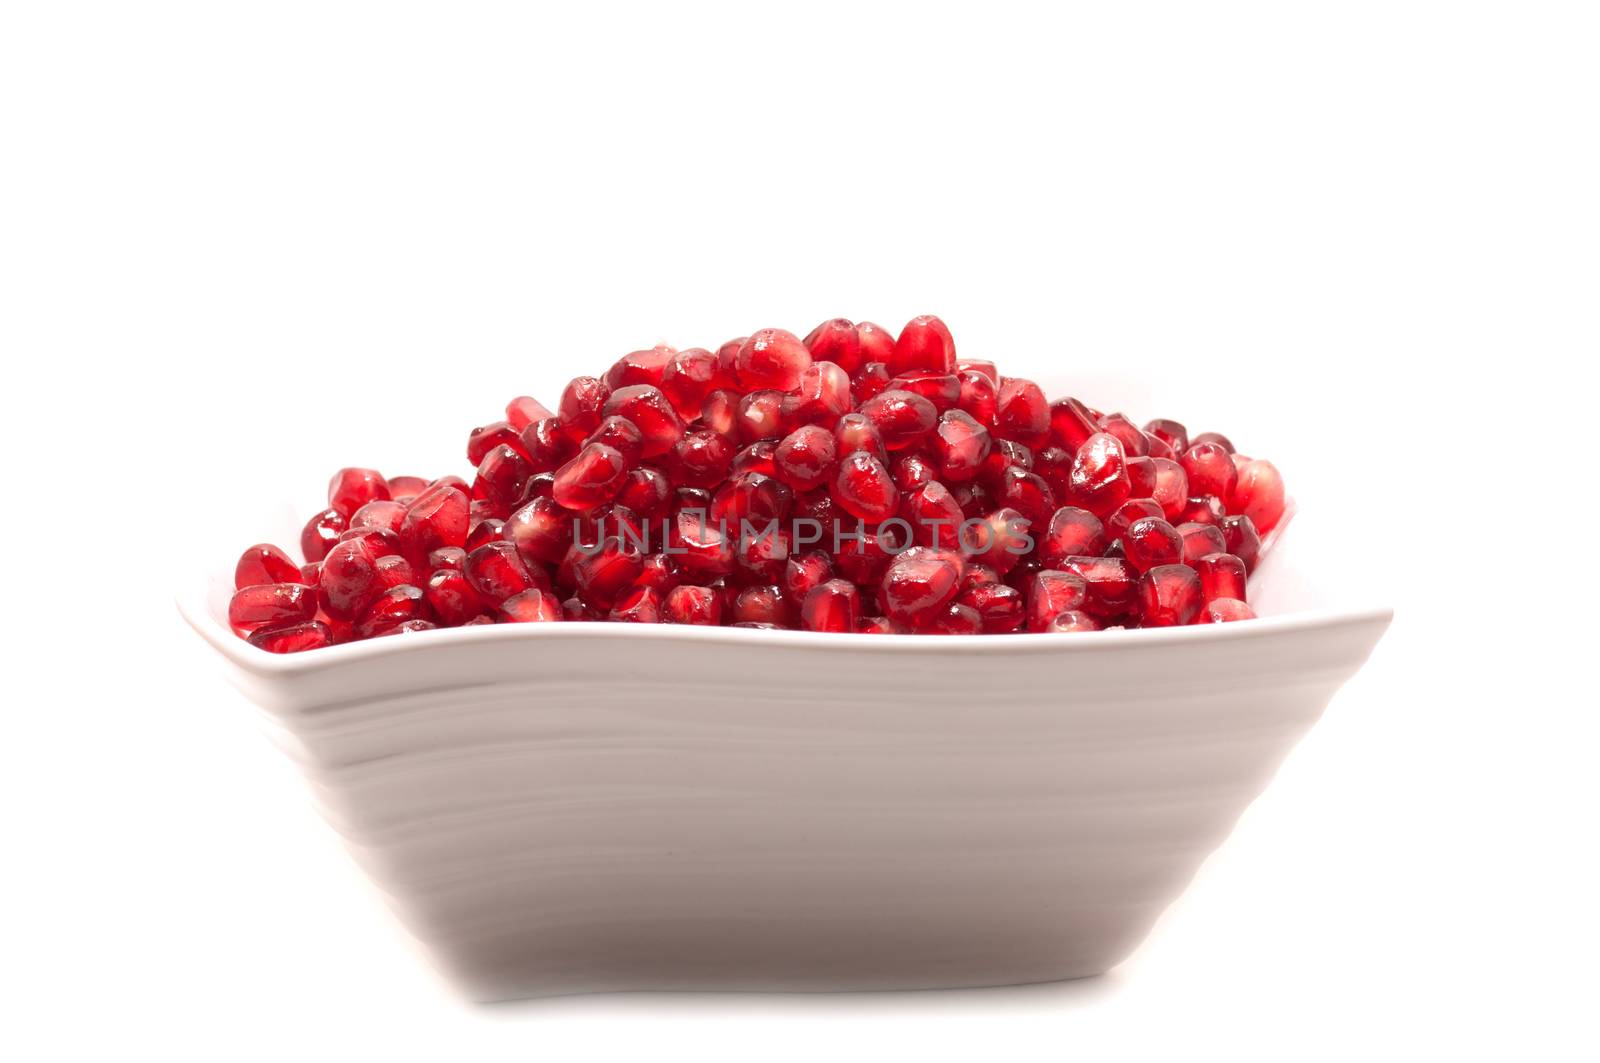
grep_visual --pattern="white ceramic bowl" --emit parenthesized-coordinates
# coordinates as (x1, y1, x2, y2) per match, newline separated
(180, 506, 1389, 1000)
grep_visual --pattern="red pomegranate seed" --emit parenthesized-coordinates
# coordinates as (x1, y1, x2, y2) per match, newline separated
(1039, 507, 1107, 566)
(732, 584, 794, 628)
(428, 545, 466, 571)
(956, 369, 998, 427)
(1028, 569, 1089, 632)
(668, 508, 735, 579)
(803, 318, 863, 374)
(1222, 514, 1262, 572)
(832, 451, 899, 522)
(961, 506, 1030, 574)
(505, 496, 574, 565)
(606, 344, 675, 390)
(1144, 418, 1188, 455)
(602, 384, 684, 458)
(247, 621, 332, 653)
(1121, 516, 1184, 573)
(1177, 521, 1227, 565)
(792, 361, 853, 424)
(735, 525, 790, 583)
(505, 396, 553, 431)
(834, 412, 888, 463)
(920, 602, 983, 634)
(736, 389, 789, 443)
(386, 475, 429, 504)
(633, 552, 678, 594)
(1147, 457, 1188, 522)
(1138, 564, 1202, 627)
(327, 467, 390, 517)
(783, 551, 833, 600)
(889, 314, 956, 375)
(858, 389, 938, 451)
(471, 444, 534, 518)
(932, 409, 992, 484)
(994, 378, 1050, 448)
(729, 440, 779, 478)
(357, 584, 432, 638)
(1180, 442, 1238, 502)
(663, 584, 723, 625)
(801, 579, 861, 633)
(519, 416, 578, 472)
(856, 615, 898, 634)
(372, 553, 418, 592)
(464, 541, 540, 604)
(1191, 431, 1235, 453)
(235, 544, 302, 589)
(1047, 611, 1101, 633)
(426, 569, 486, 626)
(300, 507, 348, 563)
(609, 586, 662, 623)
(228, 582, 317, 636)
(1195, 552, 1248, 602)
(468, 421, 530, 466)
(318, 538, 386, 621)
(902, 481, 965, 549)
(996, 466, 1057, 532)
(833, 525, 893, 584)
(698, 389, 740, 439)
(1203, 597, 1256, 623)
(1126, 456, 1157, 499)
(1097, 413, 1148, 457)
(1230, 458, 1287, 534)
(891, 372, 960, 412)
(558, 375, 611, 438)
(1066, 432, 1133, 519)
(711, 471, 791, 526)
(855, 321, 896, 365)
(566, 537, 644, 609)
(616, 466, 671, 515)
(1049, 397, 1098, 452)
(1179, 495, 1226, 526)
(659, 347, 724, 420)
(851, 361, 893, 404)
(398, 481, 470, 565)
(500, 588, 564, 623)
(773, 424, 838, 492)
(880, 548, 964, 628)
(672, 428, 735, 489)
(736, 328, 812, 391)
(551, 443, 628, 511)
(1060, 555, 1139, 619)
(958, 580, 1024, 633)
(349, 500, 407, 538)
(583, 416, 644, 466)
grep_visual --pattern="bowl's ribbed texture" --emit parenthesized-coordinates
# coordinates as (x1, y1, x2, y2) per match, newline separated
(194, 612, 1388, 1000)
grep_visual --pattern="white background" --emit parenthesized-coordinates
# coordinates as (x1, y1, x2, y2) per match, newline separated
(3, 2, 1597, 1060)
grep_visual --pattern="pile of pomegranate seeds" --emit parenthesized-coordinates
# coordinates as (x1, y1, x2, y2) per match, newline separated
(228, 316, 1286, 652)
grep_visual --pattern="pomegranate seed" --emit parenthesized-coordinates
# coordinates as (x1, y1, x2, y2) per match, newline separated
(921, 602, 983, 634)
(736, 389, 789, 443)
(1180, 495, 1226, 526)
(892, 451, 937, 493)
(792, 361, 853, 424)
(1048, 398, 1098, 453)
(464, 541, 539, 604)
(932, 409, 992, 484)
(228, 582, 317, 636)
(1028, 569, 1089, 632)
(668, 508, 735, 579)
(774, 424, 838, 492)
(736, 328, 812, 391)
(1060, 555, 1139, 619)
(327, 467, 390, 517)
(397, 484, 469, 568)
(1177, 522, 1227, 565)
(958, 581, 1024, 633)
(300, 507, 348, 563)
(961, 506, 1030, 574)
(851, 361, 893, 404)
(357, 585, 432, 638)
(952, 370, 1000, 431)
(558, 375, 612, 437)
(1039, 507, 1107, 566)
(247, 621, 332, 653)
(672, 428, 735, 488)
(1097, 414, 1148, 457)
(505, 396, 553, 431)
(500, 588, 564, 623)
(834, 412, 888, 464)
(468, 421, 529, 466)
(996, 466, 1057, 532)
(801, 579, 861, 633)
(698, 389, 740, 439)
(606, 344, 675, 390)
(349, 500, 407, 537)
(735, 525, 790, 583)
(609, 585, 662, 623)
(425, 568, 487, 626)
(994, 378, 1050, 448)
(784, 551, 833, 600)
(386, 475, 429, 504)
(889, 314, 956, 375)
(833, 525, 893, 584)
(855, 321, 896, 365)
(552, 443, 628, 511)
(659, 347, 724, 420)
(505, 496, 574, 565)
(712, 471, 791, 526)
(880, 548, 964, 628)
(856, 616, 898, 634)
(729, 440, 779, 479)
(858, 389, 938, 451)
(1222, 514, 1262, 573)
(891, 372, 960, 412)
(1180, 442, 1238, 502)
(1138, 564, 1202, 627)
(566, 538, 644, 609)
(1126, 456, 1157, 498)
(1143, 433, 1175, 460)
(833, 451, 899, 522)
(732, 584, 794, 628)
(1195, 552, 1248, 603)
(633, 552, 678, 594)
(1231, 458, 1287, 533)
(1149, 457, 1189, 521)
(1047, 611, 1100, 633)
(1192, 431, 1235, 453)
(803, 318, 864, 374)
(602, 384, 684, 458)
(372, 553, 418, 592)
(616, 466, 671, 515)
(519, 416, 577, 472)
(318, 538, 387, 621)
(1144, 418, 1188, 455)
(471, 444, 534, 518)
(1121, 516, 1184, 573)
(663, 584, 723, 625)
(1203, 598, 1256, 623)
(1066, 432, 1133, 519)
(902, 481, 965, 549)
(428, 546, 466, 571)
(235, 544, 301, 589)
(583, 416, 644, 466)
